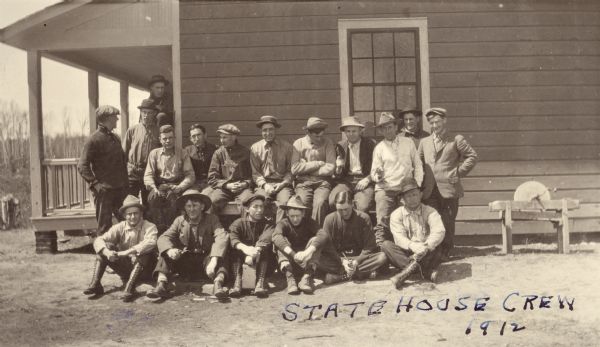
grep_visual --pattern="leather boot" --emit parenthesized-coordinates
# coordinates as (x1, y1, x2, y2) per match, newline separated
(146, 280, 169, 299)
(390, 259, 421, 289)
(228, 258, 243, 298)
(297, 266, 315, 294)
(213, 272, 228, 299)
(83, 256, 107, 295)
(253, 259, 269, 298)
(121, 262, 143, 302)
(283, 265, 299, 295)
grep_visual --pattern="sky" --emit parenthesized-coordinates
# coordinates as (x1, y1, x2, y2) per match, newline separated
(0, 0, 147, 136)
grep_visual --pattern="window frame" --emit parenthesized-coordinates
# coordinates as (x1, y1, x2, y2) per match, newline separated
(338, 18, 431, 132)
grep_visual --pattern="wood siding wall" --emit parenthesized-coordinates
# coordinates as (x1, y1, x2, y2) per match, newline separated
(179, 0, 600, 234)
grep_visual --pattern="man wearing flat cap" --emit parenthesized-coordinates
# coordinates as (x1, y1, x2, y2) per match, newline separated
(228, 194, 275, 298)
(144, 124, 195, 230)
(371, 112, 424, 224)
(207, 123, 253, 214)
(147, 189, 229, 300)
(291, 117, 336, 226)
(381, 177, 445, 289)
(84, 195, 158, 302)
(328, 116, 376, 213)
(124, 99, 161, 206)
(418, 107, 478, 261)
(184, 123, 217, 192)
(78, 105, 128, 236)
(398, 109, 430, 148)
(250, 115, 294, 222)
(147, 74, 174, 127)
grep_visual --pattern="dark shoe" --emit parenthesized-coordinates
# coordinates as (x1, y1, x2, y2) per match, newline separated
(324, 272, 349, 285)
(390, 260, 421, 289)
(284, 268, 300, 295)
(147, 281, 169, 299)
(83, 257, 107, 296)
(254, 260, 269, 298)
(121, 262, 143, 303)
(298, 273, 315, 294)
(213, 273, 228, 299)
(229, 259, 243, 298)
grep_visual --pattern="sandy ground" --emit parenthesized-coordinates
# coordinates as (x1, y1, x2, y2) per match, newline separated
(0, 229, 599, 347)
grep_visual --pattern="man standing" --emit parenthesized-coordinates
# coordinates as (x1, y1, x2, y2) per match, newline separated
(147, 189, 229, 300)
(124, 99, 161, 205)
(228, 194, 275, 298)
(380, 178, 445, 288)
(371, 112, 423, 223)
(184, 123, 217, 192)
(147, 74, 174, 127)
(291, 117, 336, 226)
(207, 124, 253, 214)
(328, 116, 376, 213)
(271, 196, 322, 295)
(398, 109, 430, 148)
(419, 107, 478, 260)
(78, 105, 128, 236)
(83, 195, 157, 302)
(250, 115, 294, 222)
(144, 125, 195, 230)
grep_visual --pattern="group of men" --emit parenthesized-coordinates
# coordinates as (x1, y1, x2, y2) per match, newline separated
(77, 75, 478, 301)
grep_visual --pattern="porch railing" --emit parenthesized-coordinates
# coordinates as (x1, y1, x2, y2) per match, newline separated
(42, 159, 93, 214)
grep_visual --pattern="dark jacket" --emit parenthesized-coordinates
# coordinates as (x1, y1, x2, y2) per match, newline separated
(335, 137, 377, 179)
(184, 142, 217, 182)
(272, 217, 325, 252)
(77, 125, 128, 189)
(208, 142, 253, 189)
(399, 129, 430, 149)
(320, 210, 378, 256)
(229, 217, 274, 249)
(157, 214, 228, 258)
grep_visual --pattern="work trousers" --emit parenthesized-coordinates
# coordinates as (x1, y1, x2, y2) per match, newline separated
(93, 188, 127, 236)
(154, 250, 228, 281)
(208, 187, 253, 215)
(294, 181, 331, 226)
(98, 244, 156, 281)
(374, 189, 403, 225)
(255, 184, 294, 222)
(423, 185, 459, 255)
(380, 240, 442, 274)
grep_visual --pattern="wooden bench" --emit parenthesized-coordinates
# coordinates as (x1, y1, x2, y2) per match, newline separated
(489, 199, 580, 254)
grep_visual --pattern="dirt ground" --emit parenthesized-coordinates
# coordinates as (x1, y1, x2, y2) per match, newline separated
(0, 229, 599, 347)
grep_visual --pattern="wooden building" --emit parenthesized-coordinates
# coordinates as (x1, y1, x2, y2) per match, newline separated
(1, 0, 599, 252)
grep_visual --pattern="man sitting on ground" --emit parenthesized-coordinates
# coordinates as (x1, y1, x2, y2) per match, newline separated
(147, 189, 229, 300)
(83, 195, 157, 302)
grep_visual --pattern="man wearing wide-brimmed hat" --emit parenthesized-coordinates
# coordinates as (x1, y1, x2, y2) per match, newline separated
(398, 109, 430, 148)
(381, 177, 446, 289)
(207, 123, 253, 214)
(78, 105, 128, 236)
(328, 116, 377, 213)
(250, 115, 294, 222)
(228, 194, 275, 298)
(147, 74, 174, 127)
(291, 117, 336, 225)
(371, 112, 424, 224)
(124, 99, 161, 206)
(144, 125, 195, 230)
(418, 107, 477, 261)
(147, 189, 229, 300)
(84, 195, 158, 302)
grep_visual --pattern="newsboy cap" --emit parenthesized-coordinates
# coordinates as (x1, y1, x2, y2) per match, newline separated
(424, 107, 447, 119)
(303, 117, 328, 131)
(137, 99, 158, 111)
(242, 193, 266, 207)
(95, 105, 120, 122)
(216, 124, 241, 135)
(148, 74, 170, 87)
(256, 115, 281, 129)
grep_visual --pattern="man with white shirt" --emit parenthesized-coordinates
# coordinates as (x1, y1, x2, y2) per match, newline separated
(371, 112, 423, 223)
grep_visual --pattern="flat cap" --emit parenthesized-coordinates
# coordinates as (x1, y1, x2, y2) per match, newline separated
(424, 107, 447, 119)
(216, 124, 241, 135)
(242, 193, 266, 207)
(256, 115, 281, 128)
(95, 105, 120, 118)
(303, 117, 328, 131)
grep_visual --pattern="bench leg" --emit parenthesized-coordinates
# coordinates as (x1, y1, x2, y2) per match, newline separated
(501, 205, 513, 254)
(559, 199, 570, 254)
(35, 230, 58, 254)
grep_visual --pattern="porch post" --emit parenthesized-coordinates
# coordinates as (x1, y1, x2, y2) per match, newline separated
(119, 81, 129, 139)
(88, 70, 99, 133)
(27, 50, 45, 219)
(171, 0, 183, 148)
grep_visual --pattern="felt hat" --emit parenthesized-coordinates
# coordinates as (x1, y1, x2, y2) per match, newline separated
(399, 177, 420, 194)
(375, 112, 398, 127)
(280, 195, 309, 210)
(398, 109, 423, 118)
(256, 115, 281, 129)
(303, 117, 328, 131)
(339, 116, 365, 131)
(176, 189, 212, 211)
(118, 195, 145, 216)
(148, 74, 170, 87)
(241, 193, 266, 207)
(137, 99, 158, 111)
(424, 107, 447, 120)
(216, 124, 241, 135)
